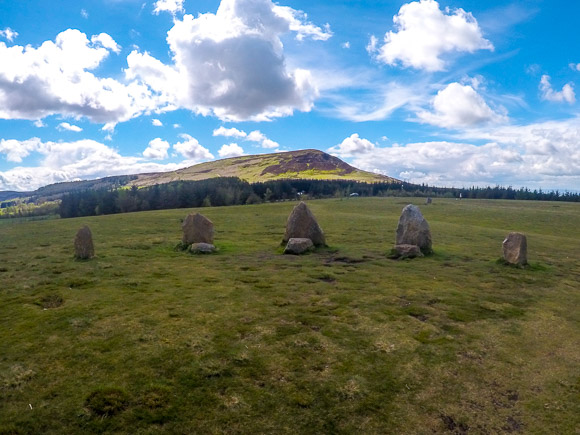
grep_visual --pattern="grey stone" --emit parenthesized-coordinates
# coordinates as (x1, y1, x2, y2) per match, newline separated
(182, 213, 214, 245)
(74, 225, 94, 260)
(395, 204, 432, 254)
(284, 238, 314, 255)
(393, 244, 424, 258)
(282, 202, 326, 246)
(425, 197, 432, 205)
(189, 243, 216, 254)
(502, 232, 527, 265)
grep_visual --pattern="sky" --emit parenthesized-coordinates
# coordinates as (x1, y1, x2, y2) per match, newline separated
(0, 0, 579, 192)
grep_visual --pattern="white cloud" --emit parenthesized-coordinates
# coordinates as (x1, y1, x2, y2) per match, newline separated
(569, 63, 580, 72)
(343, 117, 580, 190)
(329, 82, 424, 122)
(0, 137, 43, 162)
(126, 0, 330, 121)
(0, 29, 158, 123)
(370, 0, 493, 71)
(539, 75, 575, 104)
(152, 118, 163, 126)
(81, 9, 89, 19)
(0, 139, 194, 191)
(213, 126, 247, 138)
(153, 0, 185, 15)
(218, 143, 245, 158)
(0, 28, 18, 42)
(328, 133, 375, 158)
(34, 120, 46, 128)
(57, 122, 83, 132)
(417, 82, 507, 128)
(91, 33, 121, 53)
(246, 130, 279, 148)
(173, 134, 214, 160)
(342, 41, 350, 49)
(143, 137, 170, 159)
(213, 126, 279, 148)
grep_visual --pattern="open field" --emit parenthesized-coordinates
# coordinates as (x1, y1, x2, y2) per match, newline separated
(0, 198, 579, 434)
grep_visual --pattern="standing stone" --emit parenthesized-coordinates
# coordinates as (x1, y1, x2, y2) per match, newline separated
(502, 232, 527, 265)
(395, 205, 432, 254)
(74, 225, 94, 260)
(425, 197, 432, 205)
(182, 213, 214, 245)
(282, 202, 326, 246)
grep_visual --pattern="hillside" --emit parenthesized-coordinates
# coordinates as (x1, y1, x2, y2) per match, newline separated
(130, 149, 397, 188)
(0, 150, 397, 205)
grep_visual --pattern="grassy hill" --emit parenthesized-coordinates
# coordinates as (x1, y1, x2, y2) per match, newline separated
(1, 149, 397, 207)
(131, 149, 396, 188)
(0, 198, 578, 433)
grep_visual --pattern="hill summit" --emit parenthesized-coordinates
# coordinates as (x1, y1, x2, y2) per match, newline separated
(132, 149, 396, 187)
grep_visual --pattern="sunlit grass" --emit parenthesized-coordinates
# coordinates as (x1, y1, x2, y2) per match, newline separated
(0, 198, 578, 433)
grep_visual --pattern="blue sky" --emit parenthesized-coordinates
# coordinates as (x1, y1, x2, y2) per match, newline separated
(0, 0, 579, 191)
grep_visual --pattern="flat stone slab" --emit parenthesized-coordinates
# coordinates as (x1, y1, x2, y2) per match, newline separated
(189, 243, 216, 254)
(392, 244, 424, 259)
(284, 238, 314, 255)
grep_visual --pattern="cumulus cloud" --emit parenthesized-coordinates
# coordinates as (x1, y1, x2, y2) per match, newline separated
(81, 9, 89, 19)
(153, 0, 185, 15)
(0, 28, 18, 42)
(57, 122, 83, 132)
(0, 137, 43, 162)
(213, 126, 279, 148)
(369, 0, 493, 71)
(127, 0, 331, 121)
(213, 126, 247, 138)
(0, 138, 191, 191)
(152, 118, 163, 126)
(328, 133, 375, 158)
(336, 118, 580, 189)
(569, 63, 580, 72)
(143, 137, 170, 159)
(218, 143, 245, 158)
(173, 134, 214, 160)
(246, 130, 279, 148)
(539, 75, 575, 104)
(417, 82, 507, 128)
(0, 29, 158, 123)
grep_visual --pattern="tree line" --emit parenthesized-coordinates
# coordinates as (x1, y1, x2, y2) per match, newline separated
(56, 177, 579, 219)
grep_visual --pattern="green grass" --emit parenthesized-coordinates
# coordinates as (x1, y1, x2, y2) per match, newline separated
(0, 198, 579, 433)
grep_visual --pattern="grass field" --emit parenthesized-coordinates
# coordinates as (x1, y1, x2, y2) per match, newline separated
(0, 198, 578, 434)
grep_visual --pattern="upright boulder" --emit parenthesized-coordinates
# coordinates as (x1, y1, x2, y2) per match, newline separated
(182, 213, 214, 245)
(502, 232, 527, 265)
(395, 205, 432, 254)
(74, 225, 94, 260)
(282, 202, 326, 246)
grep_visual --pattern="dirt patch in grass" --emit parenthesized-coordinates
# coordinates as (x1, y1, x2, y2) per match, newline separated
(36, 294, 64, 309)
(85, 387, 130, 417)
(440, 414, 469, 433)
